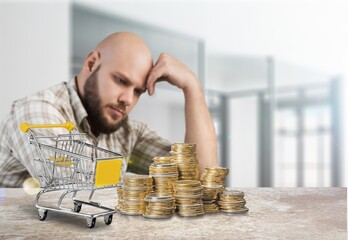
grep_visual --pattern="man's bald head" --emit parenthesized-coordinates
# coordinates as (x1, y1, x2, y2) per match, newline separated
(94, 32, 153, 69)
(77, 32, 153, 97)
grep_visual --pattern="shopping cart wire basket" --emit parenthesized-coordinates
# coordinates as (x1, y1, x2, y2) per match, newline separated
(20, 122, 123, 228)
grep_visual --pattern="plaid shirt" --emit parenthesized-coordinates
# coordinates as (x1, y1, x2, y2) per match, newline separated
(0, 79, 171, 187)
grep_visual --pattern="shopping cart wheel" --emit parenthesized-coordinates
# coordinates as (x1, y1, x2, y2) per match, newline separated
(104, 214, 113, 225)
(73, 201, 82, 213)
(86, 217, 96, 228)
(38, 209, 47, 221)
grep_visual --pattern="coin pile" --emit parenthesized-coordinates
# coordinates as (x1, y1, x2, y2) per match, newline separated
(218, 189, 248, 213)
(174, 180, 204, 217)
(149, 161, 178, 196)
(115, 142, 249, 218)
(143, 192, 175, 219)
(120, 174, 153, 215)
(201, 167, 228, 213)
(170, 143, 199, 180)
(116, 184, 123, 211)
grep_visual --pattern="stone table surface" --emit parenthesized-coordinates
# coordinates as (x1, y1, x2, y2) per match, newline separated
(0, 188, 346, 240)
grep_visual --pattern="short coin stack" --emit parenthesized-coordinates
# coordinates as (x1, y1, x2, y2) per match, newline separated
(120, 174, 153, 215)
(149, 161, 178, 197)
(202, 185, 224, 214)
(143, 192, 175, 219)
(218, 189, 248, 213)
(170, 143, 199, 180)
(201, 167, 229, 213)
(116, 184, 123, 211)
(201, 167, 229, 187)
(174, 180, 204, 217)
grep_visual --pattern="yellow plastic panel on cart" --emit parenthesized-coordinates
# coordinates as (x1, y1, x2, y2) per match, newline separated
(95, 158, 122, 188)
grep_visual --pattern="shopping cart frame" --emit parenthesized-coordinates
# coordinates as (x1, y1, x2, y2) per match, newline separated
(20, 122, 123, 228)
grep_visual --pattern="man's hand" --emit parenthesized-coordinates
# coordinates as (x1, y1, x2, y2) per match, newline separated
(146, 53, 199, 95)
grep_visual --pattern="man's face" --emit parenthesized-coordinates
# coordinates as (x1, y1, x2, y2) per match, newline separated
(82, 57, 149, 134)
(82, 65, 125, 134)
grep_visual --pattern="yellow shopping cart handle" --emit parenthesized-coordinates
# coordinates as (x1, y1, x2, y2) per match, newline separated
(20, 122, 75, 133)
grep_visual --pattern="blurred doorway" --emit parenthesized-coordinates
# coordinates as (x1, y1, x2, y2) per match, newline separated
(208, 78, 342, 187)
(272, 80, 341, 187)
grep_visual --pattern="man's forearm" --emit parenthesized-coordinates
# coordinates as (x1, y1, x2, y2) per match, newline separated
(183, 81, 218, 174)
(146, 52, 218, 173)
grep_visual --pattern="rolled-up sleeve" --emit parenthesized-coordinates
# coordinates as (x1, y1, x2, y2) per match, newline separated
(0, 92, 73, 187)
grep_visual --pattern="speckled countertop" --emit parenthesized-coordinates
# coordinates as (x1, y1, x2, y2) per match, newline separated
(0, 188, 346, 239)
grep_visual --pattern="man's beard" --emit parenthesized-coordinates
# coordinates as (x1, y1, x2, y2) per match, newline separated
(81, 65, 128, 135)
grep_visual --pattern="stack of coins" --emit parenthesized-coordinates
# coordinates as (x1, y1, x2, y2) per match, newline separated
(202, 185, 224, 214)
(201, 167, 229, 214)
(170, 143, 199, 180)
(218, 189, 248, 213)
(201, 167, 229, 187)
(143, 192, 175, 219)
(174, 180, 204, 217)
(121, 174, 153, 215)
(149, 161, 178, 196)
(116, 184, 123, 211)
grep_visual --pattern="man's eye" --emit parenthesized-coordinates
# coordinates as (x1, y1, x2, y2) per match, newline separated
(115, 77, 126, 85)
(134, 89, 143, 96)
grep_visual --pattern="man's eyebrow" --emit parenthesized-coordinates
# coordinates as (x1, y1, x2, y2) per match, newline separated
(116, 72, 147, 92)
(115, 72, 131, 82)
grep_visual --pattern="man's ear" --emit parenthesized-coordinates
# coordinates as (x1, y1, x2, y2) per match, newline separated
(83, 51, 100, 74)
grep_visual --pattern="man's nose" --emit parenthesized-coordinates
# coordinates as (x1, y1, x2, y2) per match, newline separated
(119, 89, 133, 106)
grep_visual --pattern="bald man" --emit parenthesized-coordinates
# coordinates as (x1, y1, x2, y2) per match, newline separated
(0, 32, 217, 187)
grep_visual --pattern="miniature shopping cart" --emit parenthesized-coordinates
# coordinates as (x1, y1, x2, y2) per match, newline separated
(20, 122, 123, 228)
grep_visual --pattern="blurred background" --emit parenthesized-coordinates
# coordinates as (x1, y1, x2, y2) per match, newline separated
(0, 0, 347, 187)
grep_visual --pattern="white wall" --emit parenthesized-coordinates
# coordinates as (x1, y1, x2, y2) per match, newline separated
(206, 54, 268, 92)
(129, 85, 186, 143)
(0, 1, 70, 119)
(229, 96, 259, 187)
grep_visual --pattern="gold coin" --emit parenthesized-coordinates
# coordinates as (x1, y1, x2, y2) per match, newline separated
(143, 212, 173, 219)
(120, 210, 144, 216)
(171, 143, 196, 153)
(176, 211, 204, 217)
(221, 189, 244, 197)
(218, 200, 246, 206)
(174, 180, 201, 187)
(153, 156, 173, 163)
(220, 206, 249, 213)
(23, 177, 41, 195)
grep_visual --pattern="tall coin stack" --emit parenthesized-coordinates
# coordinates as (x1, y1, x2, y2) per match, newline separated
(149, 160, 179, 197)
(201, 167, 229, 213)
(143, 192, 175, 219)
(174, 180, 204, 217)
(120, 174, 153, 215)
(170, 143, 199, 180)
(218, 189, 248, 213)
